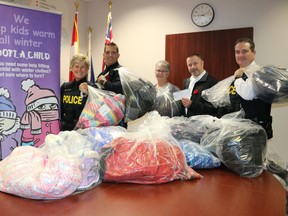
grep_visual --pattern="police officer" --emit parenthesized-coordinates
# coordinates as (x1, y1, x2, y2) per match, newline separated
(60, 54, 96, 131)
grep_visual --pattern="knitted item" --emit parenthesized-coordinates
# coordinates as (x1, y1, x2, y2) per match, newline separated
(77, 93, 125, 128)
(0, 146, 82, 200)
(100, 137, 202, 184)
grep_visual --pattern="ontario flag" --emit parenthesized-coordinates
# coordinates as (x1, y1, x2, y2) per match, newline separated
(69, 11, 79, 81)
(101, 11, 113, 71)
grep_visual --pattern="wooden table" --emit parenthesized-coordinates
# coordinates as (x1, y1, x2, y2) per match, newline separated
(0, 167, 285, 216)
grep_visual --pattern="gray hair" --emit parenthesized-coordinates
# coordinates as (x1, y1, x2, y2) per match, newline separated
(155, 60, 170, 72)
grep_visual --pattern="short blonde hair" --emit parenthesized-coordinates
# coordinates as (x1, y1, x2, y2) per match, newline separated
(70, 54, 90, 69)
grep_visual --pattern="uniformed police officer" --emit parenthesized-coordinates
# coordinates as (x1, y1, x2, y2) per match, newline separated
(60, 54, 96, 131)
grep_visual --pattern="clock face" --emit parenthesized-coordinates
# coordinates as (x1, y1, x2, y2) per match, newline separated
(191, 3, 215, 27)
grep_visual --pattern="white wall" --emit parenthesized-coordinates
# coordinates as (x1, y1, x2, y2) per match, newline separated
(13, 0, 287, 162)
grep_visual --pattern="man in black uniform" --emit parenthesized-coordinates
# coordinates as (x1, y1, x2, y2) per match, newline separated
(79, 42, 126, 127)
(96, 42, 123, 94)
(219, 38, 273, 139)
(60, 54, 96, 131)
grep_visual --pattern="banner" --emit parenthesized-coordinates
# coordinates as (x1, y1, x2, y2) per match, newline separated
(0, 2, 62, 160)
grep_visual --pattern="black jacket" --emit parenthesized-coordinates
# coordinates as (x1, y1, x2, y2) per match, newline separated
(98, 62, 123, 94)
(60, 77, 96, 131)
(183, 72, 218, 117)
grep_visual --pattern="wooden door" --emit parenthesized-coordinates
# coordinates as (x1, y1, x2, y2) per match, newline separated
(165, 27, 253, 89)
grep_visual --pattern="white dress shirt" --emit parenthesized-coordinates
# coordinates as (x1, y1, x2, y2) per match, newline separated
(234, 61, 260, 100)
(188, 70, 207, 93)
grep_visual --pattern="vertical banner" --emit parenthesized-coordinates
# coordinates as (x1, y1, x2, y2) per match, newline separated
(0, 2, 62, 160)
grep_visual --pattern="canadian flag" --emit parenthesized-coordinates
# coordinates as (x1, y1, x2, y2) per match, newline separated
(69, 12, 79, 81)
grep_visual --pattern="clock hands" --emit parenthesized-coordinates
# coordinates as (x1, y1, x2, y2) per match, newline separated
(194, 10, 212, 17)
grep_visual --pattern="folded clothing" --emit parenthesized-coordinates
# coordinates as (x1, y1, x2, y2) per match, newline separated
(0, 146, 82, 200)
(100, 137, 202, 184)
(77, 93, 125, 128)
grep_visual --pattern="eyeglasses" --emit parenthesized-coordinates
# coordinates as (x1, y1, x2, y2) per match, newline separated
(155, 70, 168, 73)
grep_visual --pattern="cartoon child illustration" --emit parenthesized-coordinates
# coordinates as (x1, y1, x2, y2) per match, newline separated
(0, 87, 20, 160)
(21, 79, 61, 147)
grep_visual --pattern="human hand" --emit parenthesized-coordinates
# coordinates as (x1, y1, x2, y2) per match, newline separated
(97, 75, 107, 85)
(181, 98, 192, 108)
(79, 82, 88, 94)
(97, 75, 105, 82)
(234, 68, 245, 78)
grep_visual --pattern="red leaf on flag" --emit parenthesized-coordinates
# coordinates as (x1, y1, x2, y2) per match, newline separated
(69, 12, 79, 81)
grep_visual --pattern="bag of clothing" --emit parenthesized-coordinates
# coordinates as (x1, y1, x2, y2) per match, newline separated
(76, 126, 127, 153)
(118, 67, 156, 121)
(202, 75, 234, 108)
(100, 136, 202, 184)
(99, 112, 202, 184)
(153, 84, 183, 117)
(200, 116, 267, 178)
(170, 115, 216, 143)
(252, 65, 288, 104)
(76, 86, 125, 129)
(0, 146, 83, 200)
(179, 139, 221, 169)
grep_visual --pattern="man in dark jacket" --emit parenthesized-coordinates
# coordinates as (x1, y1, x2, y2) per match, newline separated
(96, 42, 123, 94)
(182, 54, 218, 117)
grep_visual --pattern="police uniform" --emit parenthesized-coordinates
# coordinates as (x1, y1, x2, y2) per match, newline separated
(217, 61, 273, 139)
(98, 61, 123, 94)
(60, 77, 96, 131)
(228, 73, 273, 139)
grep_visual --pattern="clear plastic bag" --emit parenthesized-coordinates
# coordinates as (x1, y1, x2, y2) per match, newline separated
(39, 131, 102, 193)
(99, 112, 202, 184)
(170, 114, 217, 143)
(202, 75, 234, 108)
(153, 83, 183, 117)
(0, 146, 83, 200)
(76, 86, 125, 129)
(178, 139, 221, 169)
(252, 65, 288, 104)
(118, 67, 157, 121)
(200, 115, 267, 178)
(264, 144, 288, 187)
(76, 126, 127, 153)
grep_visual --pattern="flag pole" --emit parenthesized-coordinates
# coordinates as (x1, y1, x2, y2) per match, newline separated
(88, 26, 96, 83)
(87, 26, 92, 60)
(87, 26, 92, 79)
(75, 0, 79, 12)
(108, 0, 112, 11)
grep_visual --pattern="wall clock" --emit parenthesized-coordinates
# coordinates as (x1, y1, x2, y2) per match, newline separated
(191, 3, 215, 27)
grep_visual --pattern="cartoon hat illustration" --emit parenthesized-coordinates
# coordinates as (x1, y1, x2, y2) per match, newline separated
(21, 79, 58, 134)
(21, 79, 58, 112)
(0, 87, 17, 119)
